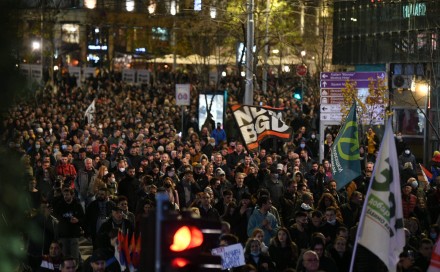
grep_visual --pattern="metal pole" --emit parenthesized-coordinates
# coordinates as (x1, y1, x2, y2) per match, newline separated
(423, 88, 430, 165)
(262, 0, 269, 95)
(181, 106, 184, 137)
(244, 0, 254, 105)
(155, 192, 169, 272)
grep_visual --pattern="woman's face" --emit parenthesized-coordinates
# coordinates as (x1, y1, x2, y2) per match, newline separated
(250, 241, 260, 254)
(277, 230, 287, 244)
(334, 239, 346, 253)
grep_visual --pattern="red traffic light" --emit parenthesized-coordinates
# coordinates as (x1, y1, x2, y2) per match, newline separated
(171, 257, 190, 268)
(170, 226, 204, 252)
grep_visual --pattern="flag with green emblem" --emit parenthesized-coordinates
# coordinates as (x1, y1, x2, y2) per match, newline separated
(330, 102, 361, 190)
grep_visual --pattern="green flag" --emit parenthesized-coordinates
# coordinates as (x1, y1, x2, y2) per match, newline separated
(330, 102, 361, 190)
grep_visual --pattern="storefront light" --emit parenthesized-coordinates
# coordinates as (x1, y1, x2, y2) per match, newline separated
(84, 0, 96, 9)
(126, 0, 135, 12)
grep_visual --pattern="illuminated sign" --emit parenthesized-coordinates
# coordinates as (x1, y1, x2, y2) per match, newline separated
(403, 2, 426, 18)
(88, 45, 108, 50)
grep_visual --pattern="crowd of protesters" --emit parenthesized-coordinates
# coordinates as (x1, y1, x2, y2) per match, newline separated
(2, 70, 440, 272)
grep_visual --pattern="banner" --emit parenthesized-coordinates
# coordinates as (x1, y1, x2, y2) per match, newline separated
(351, 118, 405, 272)
(84, 99, 96, 125)
(330, 102, 361, 190)
(230, 104, 291, 152)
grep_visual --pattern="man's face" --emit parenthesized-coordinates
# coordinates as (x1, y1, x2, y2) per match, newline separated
(63, 191, 73, 203)
(215, 155, 223, 164)
(329, 182, 337, 191)
(419, 243, 433, 258)
(61, 260, 77, 272)
(118, 201, 129, 212)
(85, 159, 93, 170)
(303, 252, 319, 272)
(91, 260, 106, 272)
(366, 163, 374, 172)
(112, 209, 124, 221)
(245, 156, 251, 165)
(49, 242, 61, 258)
(223, 194, 233, 204)
(96, 190, 107, 201)
(201, 193, 211, 206)
(127, 168, 136, 177)
(235, 174, 245, 186)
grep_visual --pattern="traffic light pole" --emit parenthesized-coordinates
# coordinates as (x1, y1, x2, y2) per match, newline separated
(155, 192, 169, 272)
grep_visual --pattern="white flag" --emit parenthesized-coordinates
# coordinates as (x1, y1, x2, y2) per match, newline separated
(84, 99, 96, 124)
(351, 119, 405, 272)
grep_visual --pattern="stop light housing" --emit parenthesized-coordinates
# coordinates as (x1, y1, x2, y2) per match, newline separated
(161, 215, 222, 271)
(140, 210, 223, 272)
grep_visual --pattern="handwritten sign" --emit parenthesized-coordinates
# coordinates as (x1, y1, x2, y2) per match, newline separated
(211, 243, 245, 269)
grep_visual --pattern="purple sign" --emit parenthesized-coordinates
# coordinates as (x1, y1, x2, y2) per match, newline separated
(320, 80, 374, 89)
(320, 72, 386, 81)
(320, 71, 387, 89)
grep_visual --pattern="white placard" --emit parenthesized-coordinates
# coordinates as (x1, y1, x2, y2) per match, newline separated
(175, 84, 191, 106)
(211, 243, 245, 270)
(122, 69, 136, 83)
(136, 69, 150, 85)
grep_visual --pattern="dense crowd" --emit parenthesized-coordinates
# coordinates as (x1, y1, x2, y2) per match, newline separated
(1, 70, 439, 272)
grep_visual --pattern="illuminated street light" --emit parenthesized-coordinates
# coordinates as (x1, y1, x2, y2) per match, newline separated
(210, 7, 217, 19)
(126, 0, 135, 12)
(84, 0, 96, 9)
(301, 50, 306, 58)
(170, 0, 177, 15)
(32, 41, 41, 51)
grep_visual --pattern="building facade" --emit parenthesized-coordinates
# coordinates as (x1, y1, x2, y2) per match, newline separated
(333, 0, 440, 162)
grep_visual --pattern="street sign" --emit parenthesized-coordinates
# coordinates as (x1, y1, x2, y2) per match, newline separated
(320, 104, 341, 112)
(319, 71, 387, 123)
(320, 96, 345, 104)
(296, 64, 307, 76)
(320, 113, 344, 121)
(176, 84, 191, 106)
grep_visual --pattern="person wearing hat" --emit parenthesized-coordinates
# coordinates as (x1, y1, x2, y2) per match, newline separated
(213, 152, 232, 181)
(214, 167, 233, 193)
(263, 165, 284, 210)
(86, 248, 108, 272)
(175, 169, 202, 208)
(193, 163, 209, 189)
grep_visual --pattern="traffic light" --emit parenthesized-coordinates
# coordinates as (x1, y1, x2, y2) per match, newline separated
(140, 208, 223, 272)
(161, 212, 223, 271)
(293, 87, 303, 100)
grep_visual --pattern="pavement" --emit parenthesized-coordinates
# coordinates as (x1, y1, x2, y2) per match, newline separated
(79, 237, 93, 261)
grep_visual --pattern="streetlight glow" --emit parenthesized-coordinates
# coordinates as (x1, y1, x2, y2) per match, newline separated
(301, 50, 306, 57)
(84, 0, 96, 9)
(126, 0, 135, 12)
(32, 41, 41, 51)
